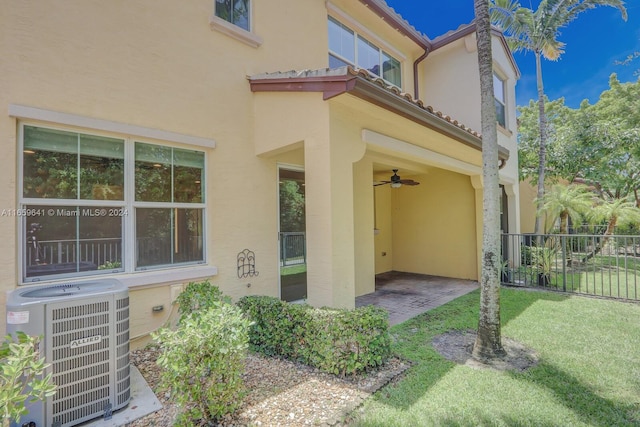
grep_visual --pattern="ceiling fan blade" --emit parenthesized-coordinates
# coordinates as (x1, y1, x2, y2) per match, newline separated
(399, 180, 420, 186)
(373, 181, 391, 186)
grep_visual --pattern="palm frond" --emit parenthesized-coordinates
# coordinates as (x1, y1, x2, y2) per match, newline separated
(493, 0, 627, 60)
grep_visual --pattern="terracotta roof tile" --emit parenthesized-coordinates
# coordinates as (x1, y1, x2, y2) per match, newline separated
(341, 67, 482, 138)
(249, 66, 483, 140)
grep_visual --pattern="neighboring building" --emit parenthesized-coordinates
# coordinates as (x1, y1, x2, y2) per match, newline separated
(0, 0, 520, 346)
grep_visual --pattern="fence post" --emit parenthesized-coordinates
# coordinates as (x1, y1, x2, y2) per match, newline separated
(281, 233, 287, 267)
(561, 235, 567, 292)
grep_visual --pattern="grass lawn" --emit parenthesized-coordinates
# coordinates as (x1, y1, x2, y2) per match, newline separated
(515, 262, 640, 300)
(280, 264, 306, 276)
(352, 288, 640, 426)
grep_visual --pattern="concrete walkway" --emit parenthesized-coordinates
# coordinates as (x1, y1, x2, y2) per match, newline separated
(355, 271, 479, 326)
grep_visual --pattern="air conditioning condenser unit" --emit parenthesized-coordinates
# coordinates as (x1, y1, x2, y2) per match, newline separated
(6, 279, 130, 427)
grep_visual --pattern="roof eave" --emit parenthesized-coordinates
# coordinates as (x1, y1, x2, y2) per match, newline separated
(348, 77, 509, 159)
(249, 74, 357, 100)
(250, 73, 509, 160)
(357, 0, 432, 50)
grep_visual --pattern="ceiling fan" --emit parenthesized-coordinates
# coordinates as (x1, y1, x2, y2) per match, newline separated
(374, 169, 420, 188)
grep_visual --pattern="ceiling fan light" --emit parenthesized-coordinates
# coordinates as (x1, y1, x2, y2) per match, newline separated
(390, 182, 402, 188)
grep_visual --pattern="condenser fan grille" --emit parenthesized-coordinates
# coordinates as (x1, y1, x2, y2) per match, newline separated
(43, 293, 130, 427)
(49, 299, 113, 426)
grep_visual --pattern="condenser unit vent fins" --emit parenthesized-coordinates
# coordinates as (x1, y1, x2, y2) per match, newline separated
(6, 279, 130, 427)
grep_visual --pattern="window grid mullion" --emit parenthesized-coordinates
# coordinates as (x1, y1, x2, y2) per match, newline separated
(75, 134, 81, 269)
(19, 125, 206, 282)
(125, 138, 136, 274)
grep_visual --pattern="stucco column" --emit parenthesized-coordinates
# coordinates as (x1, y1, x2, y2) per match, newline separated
(501, 182, 522, 268)
(303, 131, 365, 308)
(471, 175, 483, 281)
(353, 158, 375, 297)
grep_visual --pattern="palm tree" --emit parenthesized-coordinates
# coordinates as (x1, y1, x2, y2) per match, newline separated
(490, 0, 627, 234)
(472, 0, 505, 361)
(538, 183, 594, 266)
(538, 184, 594, 234)
(582, 198, 640, 262)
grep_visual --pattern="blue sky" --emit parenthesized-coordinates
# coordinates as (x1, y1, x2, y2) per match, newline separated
(384, 1, 640, 109)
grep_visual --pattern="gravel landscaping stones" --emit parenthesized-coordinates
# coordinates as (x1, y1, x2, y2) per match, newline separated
(127, 346, 409, 426)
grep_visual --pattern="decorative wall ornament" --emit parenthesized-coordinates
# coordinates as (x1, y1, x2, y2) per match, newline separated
(237, 249, 259, 278)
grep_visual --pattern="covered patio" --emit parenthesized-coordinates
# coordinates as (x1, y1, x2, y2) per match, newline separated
(356, 271, 479, 325)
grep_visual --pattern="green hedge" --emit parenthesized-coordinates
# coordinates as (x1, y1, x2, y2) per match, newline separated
(237, 296, 391, 375)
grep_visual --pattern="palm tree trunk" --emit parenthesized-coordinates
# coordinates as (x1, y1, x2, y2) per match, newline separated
(581, 217, 617, 262)
(472, 0, 505, 361)
(559, 211, 568, 234)
(534, 50, 547, 235)
(559, 211, 573, 266)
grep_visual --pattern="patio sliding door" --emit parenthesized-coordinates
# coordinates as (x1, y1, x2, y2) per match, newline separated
(278, 167, 307, 301)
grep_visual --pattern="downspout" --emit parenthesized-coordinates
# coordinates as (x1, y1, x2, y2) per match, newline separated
(356, 0, 432, 100)
(413, 49, 429, 100)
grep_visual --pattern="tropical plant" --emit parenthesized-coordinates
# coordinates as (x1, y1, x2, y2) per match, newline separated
(538, 184, 594, 234)
(490, 0, 628, 233)
(530, 246, 557, 276)
(582, 198, 640, 261)
(472, 0, 505, 361)
(615, 50, 640, 76)
(1, 332, 56, 426)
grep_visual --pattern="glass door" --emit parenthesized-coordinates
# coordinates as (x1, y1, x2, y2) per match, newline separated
(278, 167, 307, 301)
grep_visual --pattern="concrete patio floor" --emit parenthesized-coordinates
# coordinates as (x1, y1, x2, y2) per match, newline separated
(355, 271, 479, 326)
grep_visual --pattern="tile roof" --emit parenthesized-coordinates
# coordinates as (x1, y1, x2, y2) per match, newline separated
(250, 66, 482, 139)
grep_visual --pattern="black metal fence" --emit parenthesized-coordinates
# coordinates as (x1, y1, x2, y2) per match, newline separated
(501, 233, 640, 301)
(280, 232, 306, 266)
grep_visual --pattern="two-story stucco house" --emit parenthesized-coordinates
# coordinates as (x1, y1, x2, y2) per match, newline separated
(0, 0, 520, 345)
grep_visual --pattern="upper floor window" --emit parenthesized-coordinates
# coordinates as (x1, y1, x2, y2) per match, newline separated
(20, 125, 206, 283)
(215, 0, 249, 31)
(328, 16, 402, 88)
(493, 73, 506, 128)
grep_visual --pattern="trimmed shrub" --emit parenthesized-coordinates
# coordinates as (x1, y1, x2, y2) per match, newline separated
(237, 296, 391, 375)
(153, 286, 250, 425)
(305, 306, 391, 376)
(236, 295, 309, 359)
(174, 279, 229, 319)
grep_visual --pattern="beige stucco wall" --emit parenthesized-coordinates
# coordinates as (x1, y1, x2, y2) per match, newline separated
(353, 159, 376, 297)
(374, 185, 394, 274)
(0, 0, 331, 340)
(519, 179, 557, 234)
(422, 33, 521, 244)
(0, 0, 522, 341)
(520, 180, 538, 234)
(391, 169, 478, 279)
(327, 89, 489, 284)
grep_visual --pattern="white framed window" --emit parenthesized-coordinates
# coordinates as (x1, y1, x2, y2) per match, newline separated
(328, 16, 402, 88)
(19, 124, 206, 283)
(493, 73, 507, 128)
(215, 0, 250, 31)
